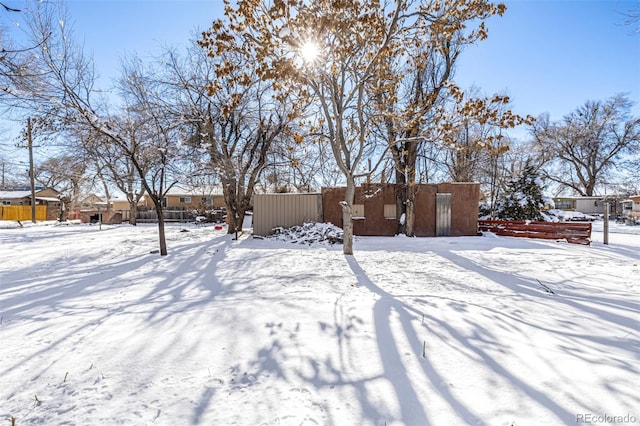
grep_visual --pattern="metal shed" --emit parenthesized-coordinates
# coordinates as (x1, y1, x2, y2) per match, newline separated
(252, 193, 323, 236)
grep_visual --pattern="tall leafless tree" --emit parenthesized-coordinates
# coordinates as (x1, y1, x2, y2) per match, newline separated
(532, 94, 640, 196)
(152, 43, 295, 235)
(33, 153, 89, 219)
(3, 2, 180, 254)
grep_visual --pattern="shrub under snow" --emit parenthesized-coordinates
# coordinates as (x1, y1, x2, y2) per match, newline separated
(494, 163, 552, 221)
(264, 222, 344, 245)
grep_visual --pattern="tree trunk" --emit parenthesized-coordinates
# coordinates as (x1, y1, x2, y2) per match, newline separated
(342, 177, 356, 255)
(404, 142, 418, 236)
(129, 201, 138, 225)
(395, 168, 407, 235)
(227, 207, 245, 235)
(152, 199, 168, 256)
(406, 184, 416, 237)
(393, 140, 418, 236)
(221, 177, 237, 235)
(60, 199, 70, 221)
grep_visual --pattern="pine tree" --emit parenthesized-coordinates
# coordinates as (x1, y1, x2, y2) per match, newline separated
(495, 163, 548, 221)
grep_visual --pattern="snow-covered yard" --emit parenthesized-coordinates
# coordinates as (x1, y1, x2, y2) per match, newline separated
(0, 221, 638, 425)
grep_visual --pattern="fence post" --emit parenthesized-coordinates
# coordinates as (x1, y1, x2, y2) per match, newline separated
(27, 118, 36, 223)
(603, 202, 609, 245)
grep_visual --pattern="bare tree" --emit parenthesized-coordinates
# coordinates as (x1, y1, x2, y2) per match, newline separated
(33, 154, 88, 219)
(269, 137, 339, 192)
(442, 88, 532, 182)
(114, 56, 188, 247)
(0, 2, 33, 95)
(147, 43, 295, 235)
(0, 155, 24, 189)
(1, 2, 20, 13)
(204, 0, 461, 252)
(532, 94, 640, 196)
(622, 3, 640, 33)
(366, 1, 520, 236)
(80, 125, 148, 225)
(201, 0, 534, 247)
(436, 87, 534, 220)
(3, 2, 180, 255)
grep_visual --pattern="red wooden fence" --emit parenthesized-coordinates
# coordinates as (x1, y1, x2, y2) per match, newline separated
(478, 220, 592, 245)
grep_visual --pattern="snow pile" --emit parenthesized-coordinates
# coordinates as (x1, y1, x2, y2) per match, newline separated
(544, 209, 598, 222)
(1, 223, 639, 424)
(265, 222, 344, 245)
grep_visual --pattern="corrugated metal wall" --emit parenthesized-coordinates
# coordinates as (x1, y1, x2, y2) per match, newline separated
(253, 193, 323, 236)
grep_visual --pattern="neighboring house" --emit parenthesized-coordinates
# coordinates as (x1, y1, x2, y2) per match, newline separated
(67, 194, 122, 224)
(621, 195, 640, 224)
(109, 185, 226, 223)
(78, 194, 107, 210)
(0, 188, 62, 221)
(142, 185, 226, 210)
(552, 196, 625, 216)
(629, 195, 640, 213)
(109, 196, 145, 222)
(111, 196, 144, 212)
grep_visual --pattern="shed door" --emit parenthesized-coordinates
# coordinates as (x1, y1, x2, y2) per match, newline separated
(436, 193, 451, 236)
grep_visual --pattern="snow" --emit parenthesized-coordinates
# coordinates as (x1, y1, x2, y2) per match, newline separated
(263, 222, 343, 245)
(1, 221, 638, 425)
(545, 209, 599, 222)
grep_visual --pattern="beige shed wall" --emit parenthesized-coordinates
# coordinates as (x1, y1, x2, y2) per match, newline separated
(253, 193, 323, 236)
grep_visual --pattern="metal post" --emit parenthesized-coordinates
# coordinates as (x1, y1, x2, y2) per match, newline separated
(28, 118, 36, 223)
(603, 202, 609, 245)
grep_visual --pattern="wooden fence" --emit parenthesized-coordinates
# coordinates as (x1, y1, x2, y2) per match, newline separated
(0, 206, 47, 221)
(478, 220, 592, 245)
(136, 208, 197, 223)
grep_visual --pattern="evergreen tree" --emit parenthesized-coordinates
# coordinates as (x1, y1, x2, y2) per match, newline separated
(495, 163, 549, 221)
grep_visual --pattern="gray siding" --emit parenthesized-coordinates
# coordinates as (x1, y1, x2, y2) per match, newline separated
(574, 198, 602, 214)
(253, 193, 323, 236)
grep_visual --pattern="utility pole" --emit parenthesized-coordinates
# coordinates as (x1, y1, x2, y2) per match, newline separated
(28, 118, 36, 223)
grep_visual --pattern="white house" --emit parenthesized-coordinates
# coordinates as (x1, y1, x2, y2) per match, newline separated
(621, 195, 640, 224)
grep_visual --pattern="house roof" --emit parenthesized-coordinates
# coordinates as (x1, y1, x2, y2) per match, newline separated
(111, 185, 224, 200)
(164, 185, 224, 196)
(110, 195, 146, 202)
(0, 188, 60, 200)
(553, 195, 628, 201)
(0, 190, 32, 199)
(81, 194, 105, 202)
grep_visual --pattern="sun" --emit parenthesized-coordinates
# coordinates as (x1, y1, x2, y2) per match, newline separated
(300, 40, 320, 63)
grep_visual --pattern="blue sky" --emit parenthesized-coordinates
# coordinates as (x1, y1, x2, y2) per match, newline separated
(454, 0, 640, 130)
(64, 0, 223, 83)
(2, 0, 639, 162)
(11, 0, 640, 118)
(63, 0, 639, 124)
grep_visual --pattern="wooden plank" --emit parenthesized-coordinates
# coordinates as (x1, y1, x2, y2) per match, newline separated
(478, 220, 591, 245)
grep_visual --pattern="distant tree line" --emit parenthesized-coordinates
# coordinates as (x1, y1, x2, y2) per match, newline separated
(0, 0, 638, 254)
